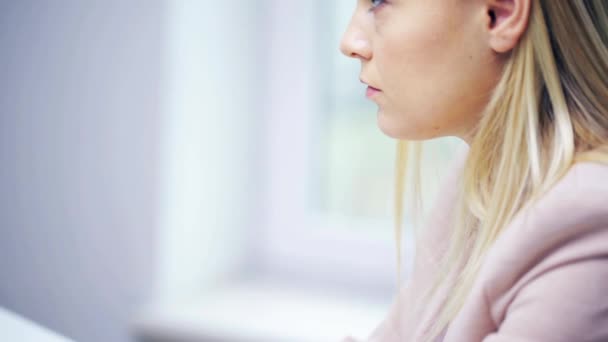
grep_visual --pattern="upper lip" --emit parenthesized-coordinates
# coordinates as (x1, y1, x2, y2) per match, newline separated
(360, 78, 381, 91)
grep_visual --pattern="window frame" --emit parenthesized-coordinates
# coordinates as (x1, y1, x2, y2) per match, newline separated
(259, 0, 414, 292)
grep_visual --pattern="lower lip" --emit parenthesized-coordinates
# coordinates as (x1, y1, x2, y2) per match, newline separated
(366, 86, 381, 98)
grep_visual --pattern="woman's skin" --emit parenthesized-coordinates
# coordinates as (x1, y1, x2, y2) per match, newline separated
(340, 0, 531, 143)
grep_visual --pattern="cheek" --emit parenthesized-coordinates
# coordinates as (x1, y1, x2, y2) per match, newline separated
(379, 27, 447, 101)
(373, 11, 486, 139)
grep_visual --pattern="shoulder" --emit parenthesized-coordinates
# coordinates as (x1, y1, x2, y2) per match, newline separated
(507, 162, 608, 255)
(478, 162, 608, 338)
(488, 161, 608, 262)
(530, 161, 608, 222)
(481, 161, 608, 283)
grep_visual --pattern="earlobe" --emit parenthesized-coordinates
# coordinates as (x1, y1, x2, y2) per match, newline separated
(486, 0, 531, 53)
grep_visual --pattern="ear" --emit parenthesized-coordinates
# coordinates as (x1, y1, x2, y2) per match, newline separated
(486, 0, 532, 53)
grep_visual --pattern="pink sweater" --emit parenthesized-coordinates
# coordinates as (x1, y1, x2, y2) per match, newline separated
(343, 152, 608, 342)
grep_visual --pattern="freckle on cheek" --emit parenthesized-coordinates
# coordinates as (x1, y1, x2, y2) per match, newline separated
(433, 126, 440, 131)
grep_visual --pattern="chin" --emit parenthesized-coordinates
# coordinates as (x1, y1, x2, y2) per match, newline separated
(376, 109, 436, 141)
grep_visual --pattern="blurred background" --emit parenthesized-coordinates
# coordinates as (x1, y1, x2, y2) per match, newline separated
(0, 1, 462, 341)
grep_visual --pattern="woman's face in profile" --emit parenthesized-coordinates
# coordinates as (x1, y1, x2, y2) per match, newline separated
(340, 0, 503, 142)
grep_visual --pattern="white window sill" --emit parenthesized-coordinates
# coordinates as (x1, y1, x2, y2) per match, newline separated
(132, 279, 391, 342)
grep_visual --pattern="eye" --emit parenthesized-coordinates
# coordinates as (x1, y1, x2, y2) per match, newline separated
(369, 0, 387, 11)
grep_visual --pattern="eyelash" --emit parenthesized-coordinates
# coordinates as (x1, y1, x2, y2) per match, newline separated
(369, 0, 387, 12)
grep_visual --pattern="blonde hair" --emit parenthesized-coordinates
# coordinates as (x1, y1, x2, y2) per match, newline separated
(394, 1, 608, 340)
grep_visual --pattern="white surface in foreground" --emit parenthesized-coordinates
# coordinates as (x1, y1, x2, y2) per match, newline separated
(0, 307, 75, 342)
(135, 280, 391, 342)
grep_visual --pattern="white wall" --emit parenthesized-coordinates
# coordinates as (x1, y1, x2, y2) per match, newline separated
(0, 1, 163, 342)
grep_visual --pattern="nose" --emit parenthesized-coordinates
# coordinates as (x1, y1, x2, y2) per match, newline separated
(339, 23, 372, 61)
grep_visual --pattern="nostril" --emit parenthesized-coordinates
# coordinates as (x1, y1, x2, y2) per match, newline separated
(488, 9, 496, 27)
(340, 37, 370, 59)
(340, 46, 355, 58)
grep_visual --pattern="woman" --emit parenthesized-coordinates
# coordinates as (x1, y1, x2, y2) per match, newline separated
(339, 0, 608, 341)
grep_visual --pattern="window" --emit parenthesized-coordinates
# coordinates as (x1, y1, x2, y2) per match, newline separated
(139, 2, 464, 341)
(261, 1, 464, 293)
(155, 0, 464, 300)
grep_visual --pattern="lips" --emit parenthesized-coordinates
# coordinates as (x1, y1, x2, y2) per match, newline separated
(366, 86, 381, 98)
(360, 78, 381, 91)
(360, 77, 382, 99)
(360, 78, 382, 99)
